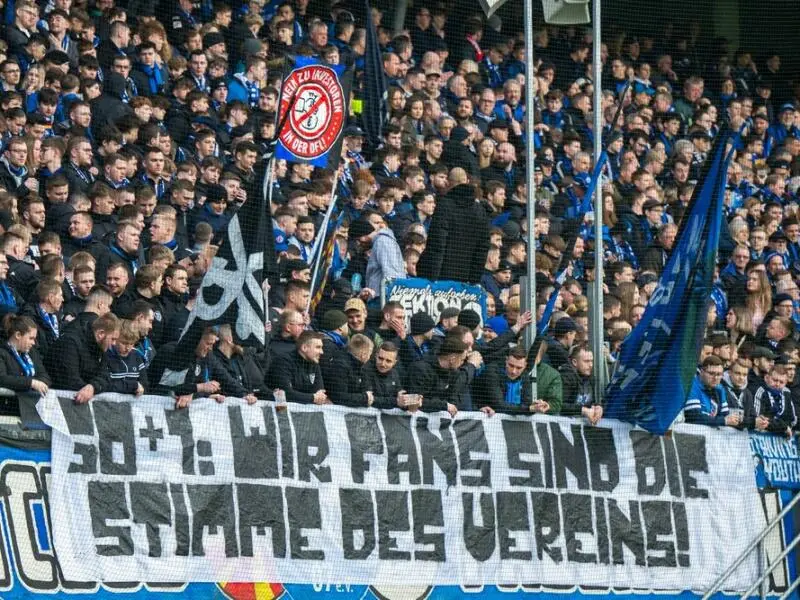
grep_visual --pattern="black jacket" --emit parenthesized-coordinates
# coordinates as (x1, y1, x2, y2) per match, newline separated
(417, 184, 490, 284)
(0, 343, 50, 391)
(157, 289, 185, 343)
(92, 213, 118, 242)
(212, 348, 267, 398)
(149, 342, 242, 396)
(20, 303, 60, 360)
(473, 362, 532, 415)
(96, 243, 140, 286)
(63, 162, 96, 197)
(545, 337, 571, 371)
(90, 74, 134, 130)
(559, 363, 597, 415)
(405, 359, 474, 412)
(268, 333, 297, 359)
(361, 360, 402, 410)
(113, 290, 165, 346)
(45, 313, 104, 390)
(268, 350, 324, 404)
(92, 347, 148, 394)
(6, 255, 39, 301)
(320, 343, 370, 407)
(0, 159, 31, 197)
(61, 235, 109, 264)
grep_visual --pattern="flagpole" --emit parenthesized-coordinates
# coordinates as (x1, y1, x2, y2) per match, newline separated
(306, 171, 341, 313)
(591, 0, 606, 403)
(523, 0, 537, 405)
(262, 155, 276, 330)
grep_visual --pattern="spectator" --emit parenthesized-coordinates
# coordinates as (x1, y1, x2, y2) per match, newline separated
(560, 345, 602, 425)
(546, 316, 579, 371)
(747, 358, 797, 436)
(361, 341, 405, 410)
(150, 326, 242, 405)
(417, 183, 490, 284)
(0, 315, 51, 401)
(474, 344, 562, 415)
(399, 312, 436, 373)
(76, 320, 147, 402)
(213, 324, 265, 403)
(684, 356, 742, 427)
(47, 311, 120, 391)
(269, 331, 328, 405)
(406, 335, 477, 416)
(22, 278, 63, 359)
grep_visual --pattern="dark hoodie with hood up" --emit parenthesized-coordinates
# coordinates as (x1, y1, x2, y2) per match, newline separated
(90, 73, 134, 132)
(417, 183, 490, 284)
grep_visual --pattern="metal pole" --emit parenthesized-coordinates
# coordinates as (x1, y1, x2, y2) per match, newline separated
(741, 534, 800, 599)
(523, 0, 537, 404)
(392, 0, 408, 35)
(591, 0, 606, 402)
(701, 490, 800, 599)
(306, 172, 341, 313)
(757, 541, 766, 600)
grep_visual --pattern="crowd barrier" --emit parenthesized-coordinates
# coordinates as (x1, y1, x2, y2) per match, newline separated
(0, 392, 791, 598)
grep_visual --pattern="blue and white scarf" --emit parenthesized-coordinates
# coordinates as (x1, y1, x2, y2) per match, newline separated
(234, 73, 259, 108)
(8, 343, 34, 376)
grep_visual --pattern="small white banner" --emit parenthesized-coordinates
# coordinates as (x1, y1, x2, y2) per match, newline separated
(38, 392, 763, 591)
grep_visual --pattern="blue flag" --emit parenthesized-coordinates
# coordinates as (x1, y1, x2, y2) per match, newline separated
(604, 130, 732, 434)
(275, 56, 352, 169)
(537, 268, 568, 336)
(362, 0, 387, 150)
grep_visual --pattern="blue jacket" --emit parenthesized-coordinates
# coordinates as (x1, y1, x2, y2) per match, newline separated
(684, 375, 729, 426)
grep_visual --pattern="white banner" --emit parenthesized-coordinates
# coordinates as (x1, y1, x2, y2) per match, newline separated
(38, 393, 763, 591)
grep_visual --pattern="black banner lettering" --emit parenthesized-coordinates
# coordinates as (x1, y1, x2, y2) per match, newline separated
(285, 486, 324, 560)
(340, 488, 376, 559)
(186, 484, 238, 557)
(415, 417, 457, 486)
(345, 413, 383, 484)
(237, 483, 286, 558)
(94, 400, 136, 475)
(229, 405, 279, 479)
(292, 412, 332, 483)
(130, 482, 171, 557)
(411, 489, 445, 561)
(502, 420, 544, 487)
(454, 419, 491, 487)
(88, 481, 133, 556)
(382, 414, 421, 485)
(462, 492, 495, 562)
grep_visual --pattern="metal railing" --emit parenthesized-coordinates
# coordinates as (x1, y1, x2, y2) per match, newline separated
(702, 491, 800, 599)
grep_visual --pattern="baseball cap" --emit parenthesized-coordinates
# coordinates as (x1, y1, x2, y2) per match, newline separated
(343, 125, 365, 137)
(344, 298, 367, 314)
(495, 259, 513, 273)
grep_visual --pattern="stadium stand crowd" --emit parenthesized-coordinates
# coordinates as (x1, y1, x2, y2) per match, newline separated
(0, 0, 795, 433)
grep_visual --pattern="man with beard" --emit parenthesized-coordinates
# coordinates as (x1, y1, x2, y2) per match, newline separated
(481, 142, 518, 193)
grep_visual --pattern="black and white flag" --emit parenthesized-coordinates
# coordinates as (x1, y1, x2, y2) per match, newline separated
(165, 180, 270, 381)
